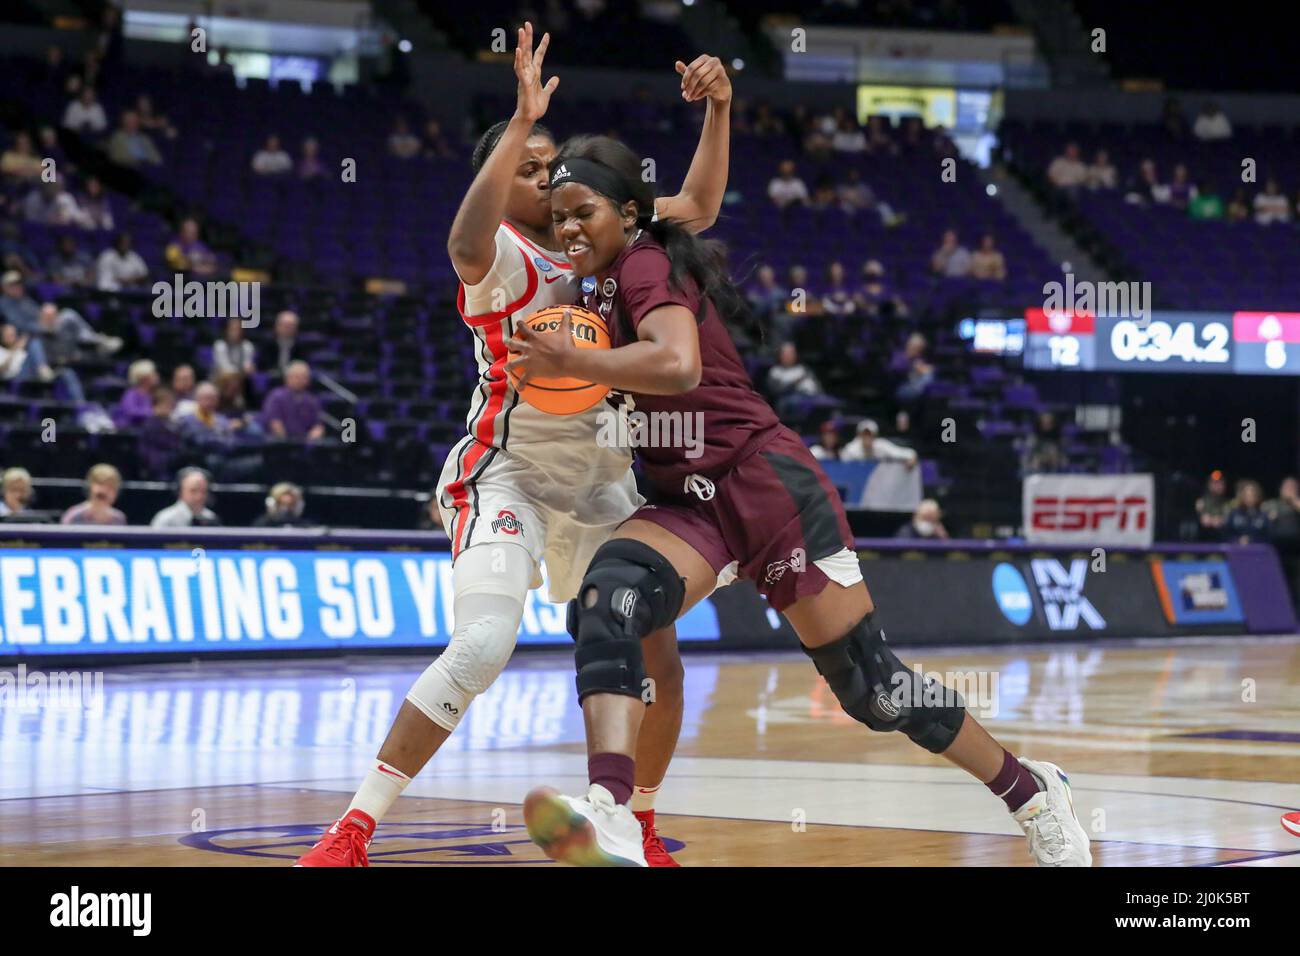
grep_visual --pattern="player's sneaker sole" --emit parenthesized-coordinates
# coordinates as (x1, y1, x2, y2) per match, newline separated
(523, 787, 643, 867)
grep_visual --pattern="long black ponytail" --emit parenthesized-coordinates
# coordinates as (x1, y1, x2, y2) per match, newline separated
(551, 135, 748, 328)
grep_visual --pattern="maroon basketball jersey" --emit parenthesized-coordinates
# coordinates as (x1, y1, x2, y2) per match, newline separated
(581, 233, 781, 489)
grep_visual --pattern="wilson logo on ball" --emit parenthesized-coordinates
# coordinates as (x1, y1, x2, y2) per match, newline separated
(507, 305, 612, 415)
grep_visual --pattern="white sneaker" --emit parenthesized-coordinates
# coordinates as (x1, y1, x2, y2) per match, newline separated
(524, 784, 648, 867)
(1011, 758, 1093, 867)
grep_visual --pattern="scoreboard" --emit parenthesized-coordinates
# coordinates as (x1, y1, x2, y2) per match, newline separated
(1023, 309, 1300, 375)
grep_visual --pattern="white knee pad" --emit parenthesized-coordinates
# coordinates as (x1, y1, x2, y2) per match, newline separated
(406, 543, 532, 732)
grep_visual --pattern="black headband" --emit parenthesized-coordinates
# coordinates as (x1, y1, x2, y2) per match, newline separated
(549, 157, 639, 208)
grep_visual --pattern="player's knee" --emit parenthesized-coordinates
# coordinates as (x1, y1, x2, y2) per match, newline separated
(406, 613, 519, 729)
(568, 539, 685, 703)
(801, 613, 966, 754)
(642, 633, 685, 707)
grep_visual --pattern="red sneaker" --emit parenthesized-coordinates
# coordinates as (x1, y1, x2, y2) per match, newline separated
(295, 809, 376, 867)
(633, 809, 680, 867)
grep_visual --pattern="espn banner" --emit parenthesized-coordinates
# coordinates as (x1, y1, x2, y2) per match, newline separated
(1023, 473, 1155, 548)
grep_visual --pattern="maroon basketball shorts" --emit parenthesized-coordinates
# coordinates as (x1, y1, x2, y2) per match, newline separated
(630, 427, 862, 612)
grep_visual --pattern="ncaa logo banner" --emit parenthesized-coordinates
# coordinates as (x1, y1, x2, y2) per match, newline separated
(1023, 473, 1154, 547)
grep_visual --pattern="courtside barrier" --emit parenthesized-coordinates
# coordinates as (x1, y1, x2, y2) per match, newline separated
(0, 526, 1291, 661)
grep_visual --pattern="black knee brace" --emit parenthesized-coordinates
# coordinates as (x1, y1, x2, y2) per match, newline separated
(567, 539, 686, 703)
(801, 613, 966, 754)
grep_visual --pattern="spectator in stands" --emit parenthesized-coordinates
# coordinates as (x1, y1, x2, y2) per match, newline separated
(1192, 101, 1232, 141)
(0, 222, 39, 281)
(422, 119, 454, 159)
(96, 231, 149, 291)
(165, 218, 218, 277)
(831, 114, 867, 153)
(970, 234, 1008, 281)
(1, 132, 44, 182)
(170, 364, 198, 420)
(48, 234, 95, 288)
(78, 176, 115, 230)
(178, 381, 237, 449)
(214, 369, 251, 432)
(1225, 479, 1269, 544)
(61, 463, 126, 526)
(751, 102, 783, 137)
(746, 264, 790, 340)
(766, 343, 825, 419)
(894, 332, 935, 403)
(767, 160, 810, 209)
(1023, 410, 1064, 474)
(930, 229, 972, 278)
(837, 168, 903, 226)
(1047, 142, 1087, 191)
(1168, 164, 1198, 209)
(821, 261, 857, 316)
(865, 115, 896, 155)
(842, 418, 918, 467)
(135, 94, 177, 140)
(62, 86, 107, 135)
(894, 499, 948, 540)
(1195, 470, 1231, 538)
(251, 134, 293, 176)
(261, 360, 324, 440)
(21, 180, 86, 226)
(213, 317, 257, 377)
(1126, 159, 1171, 205)
(138, 387, 182, 478)
(1264, 477, 1300, 544)
(298, 137, 326, 180)
(0, 467, 36, 519)
(263, 310, 303, 373)
(1188, 186, 1224, 220)
(809, 173, 838, 211)
(1086, 149, 1117, 190)
(34, 296, 121, 357)
(114, 359, 160, 430)
(151, 467, 221, 527)
(388, 117, 422, 159)
(106, 110, 162, 167)
(1253, 178, 1291, 225)
(895, 409, 913, 441)
(1225, 188, 1251, 223)
(0, 323, 37, 383)
(899, 116, 925, 151)
(810, 420, 843, 461)
(254, 482, 313, 528)
(856, 259, 909, 319)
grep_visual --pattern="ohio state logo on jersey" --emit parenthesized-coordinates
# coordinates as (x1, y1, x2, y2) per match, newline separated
(491, 509, 523, 535)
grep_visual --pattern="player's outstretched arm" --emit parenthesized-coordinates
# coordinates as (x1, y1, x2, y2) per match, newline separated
(446, 21, 558, 286)
(655, 55, 731, 234)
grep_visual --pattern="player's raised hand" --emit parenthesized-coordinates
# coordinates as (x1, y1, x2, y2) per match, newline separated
(675, 55, 730, 105)
(514, 21, 559, 123)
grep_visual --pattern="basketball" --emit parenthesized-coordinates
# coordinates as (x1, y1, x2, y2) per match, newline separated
(507, 305, 611, 415)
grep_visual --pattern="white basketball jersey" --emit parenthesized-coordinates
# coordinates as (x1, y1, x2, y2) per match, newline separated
(453, 221, 628, 472)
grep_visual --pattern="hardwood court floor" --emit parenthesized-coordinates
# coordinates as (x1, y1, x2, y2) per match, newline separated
(2, 637, 1299, 866)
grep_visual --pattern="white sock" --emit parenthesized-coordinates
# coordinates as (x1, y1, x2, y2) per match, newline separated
(630, 784, 661, 814)
(346, 760, 412, 823)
